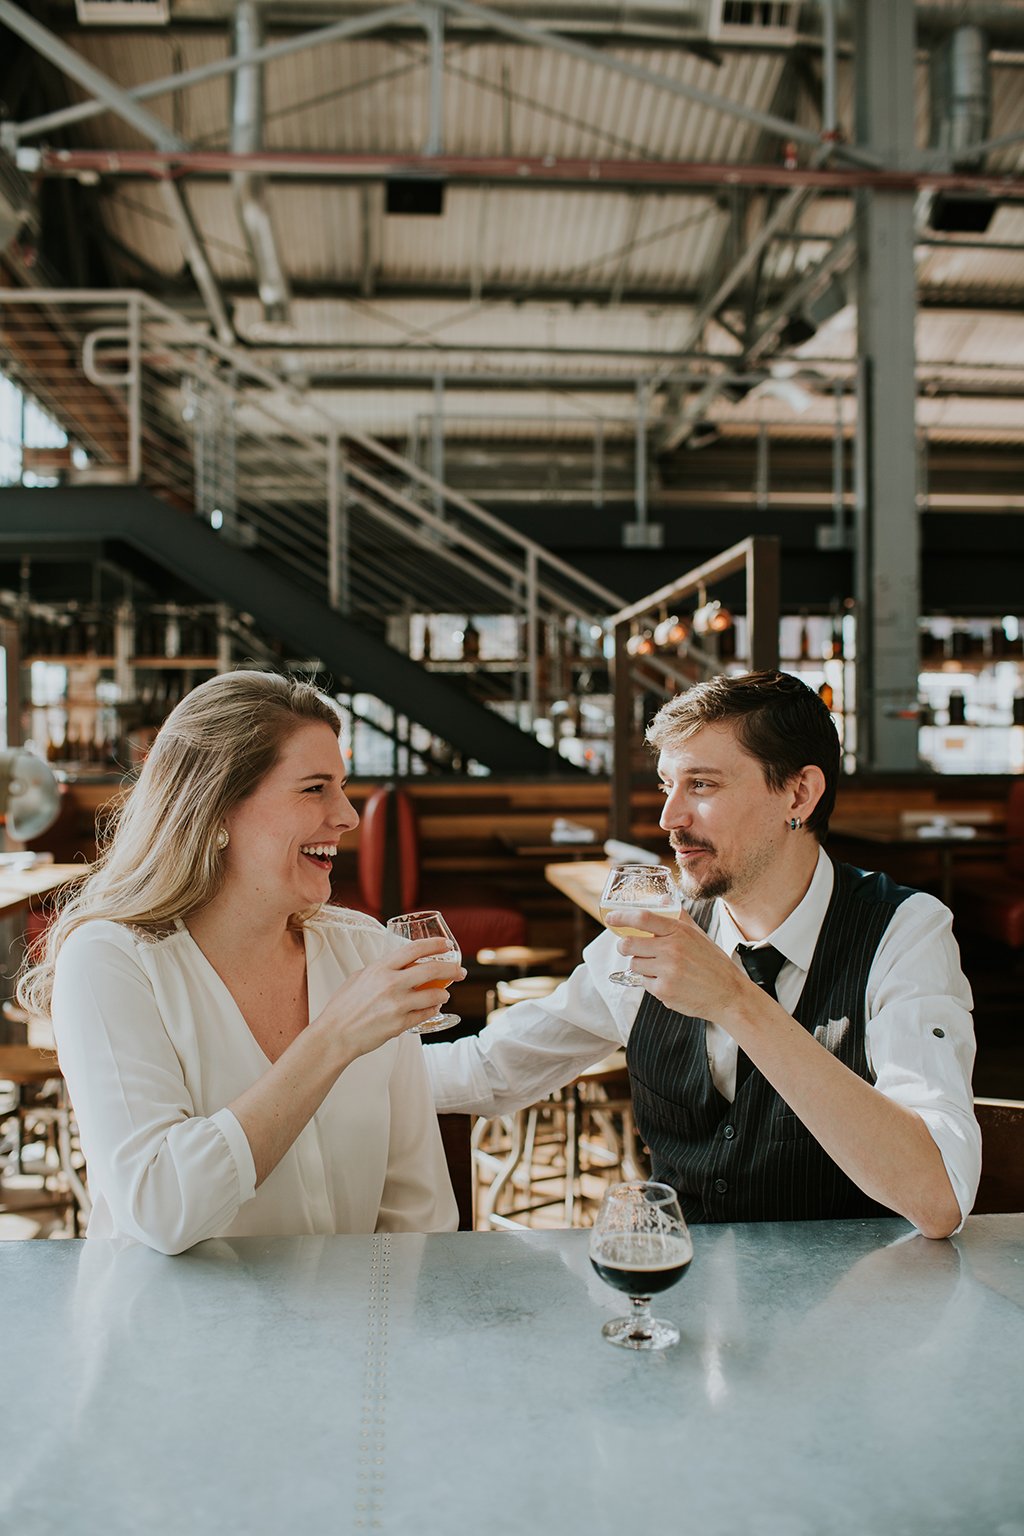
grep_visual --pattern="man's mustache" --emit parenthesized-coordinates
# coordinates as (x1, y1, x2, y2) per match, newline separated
(670, 834, 715, 854)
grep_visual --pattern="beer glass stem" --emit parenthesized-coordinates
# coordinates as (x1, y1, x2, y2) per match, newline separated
(628, 1293, 654, 1340)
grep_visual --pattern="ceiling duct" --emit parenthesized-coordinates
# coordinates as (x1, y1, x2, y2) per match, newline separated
(930, 24, 991, 168)
(927, 25, 995, 233)
(232, 0, 291, 327)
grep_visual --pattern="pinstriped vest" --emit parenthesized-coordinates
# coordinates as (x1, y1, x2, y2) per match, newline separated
(626, 861, 916, 1224)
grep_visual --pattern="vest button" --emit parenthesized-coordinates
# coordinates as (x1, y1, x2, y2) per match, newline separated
(932, 1028, 945, 1038)
(713, 1178, 728, 1194)
(723, 1124, 735, 1139)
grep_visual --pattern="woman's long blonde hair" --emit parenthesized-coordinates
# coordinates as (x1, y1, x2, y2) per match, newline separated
(17, 669, 342, 1017)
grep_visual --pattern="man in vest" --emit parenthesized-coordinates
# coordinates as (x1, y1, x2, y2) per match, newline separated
(426, 670, 980, 1237)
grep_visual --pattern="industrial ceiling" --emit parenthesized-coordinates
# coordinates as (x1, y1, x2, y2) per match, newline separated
(1, 0, 1023, 508)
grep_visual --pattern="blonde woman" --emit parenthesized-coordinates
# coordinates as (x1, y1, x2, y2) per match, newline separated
(18, 670, 463, 1252)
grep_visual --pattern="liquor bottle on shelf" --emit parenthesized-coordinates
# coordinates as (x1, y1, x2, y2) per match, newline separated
(461, 618, 480, 663)
(828, 614, 844, 660)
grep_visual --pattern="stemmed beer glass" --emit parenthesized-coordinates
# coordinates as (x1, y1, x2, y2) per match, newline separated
(599, 863, 681, 986)
(589, 1181, 692, 1351)
(385, 909, 461, 1034)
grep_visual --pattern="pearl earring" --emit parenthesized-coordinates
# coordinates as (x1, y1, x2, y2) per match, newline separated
(215, 827, 229, 851)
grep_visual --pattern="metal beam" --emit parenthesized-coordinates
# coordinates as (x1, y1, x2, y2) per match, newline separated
(7, 3, 420, 145)
(743, 225, 856, 364)
(0, 0, 186, 153)
(360, 186, 376, 298)
(157, 182, 234, 345)
(647, 152, 834, 414)
(0, 1, 233, 341)
(433, 0, 882, 169)
(24, 147, 1024, 198)
(654, 54, 808, 452)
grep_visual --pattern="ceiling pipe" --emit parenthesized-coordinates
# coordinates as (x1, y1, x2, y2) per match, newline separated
(232, 0, 291, 325)
(930, 24, 992, 168)
(25, 148, 1024, 196)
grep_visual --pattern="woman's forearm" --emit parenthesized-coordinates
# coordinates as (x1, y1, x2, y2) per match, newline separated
(228, 1020, 354, 1187)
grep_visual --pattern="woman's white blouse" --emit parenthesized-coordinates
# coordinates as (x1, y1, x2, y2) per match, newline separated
(51, 908, 458, 1252)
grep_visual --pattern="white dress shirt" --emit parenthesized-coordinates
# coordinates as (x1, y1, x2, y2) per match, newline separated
(52, 907, 458, 1252)
(426, 849, 982, 1225)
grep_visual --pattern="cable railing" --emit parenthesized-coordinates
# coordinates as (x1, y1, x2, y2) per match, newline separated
(0, 288, 624, 744)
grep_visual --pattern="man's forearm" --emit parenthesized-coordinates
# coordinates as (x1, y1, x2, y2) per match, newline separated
(735, 991, 963, 1238)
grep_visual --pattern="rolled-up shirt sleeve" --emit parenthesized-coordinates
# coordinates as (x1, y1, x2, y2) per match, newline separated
(425, 929, 636, 1117)
(52, 923, 257, 1255)
(865, 894, 982, 1227)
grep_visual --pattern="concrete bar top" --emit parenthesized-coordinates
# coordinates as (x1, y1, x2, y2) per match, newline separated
(2, 1217, 1022, 1534)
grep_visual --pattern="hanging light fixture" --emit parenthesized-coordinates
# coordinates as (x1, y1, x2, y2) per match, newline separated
(653, 615, 691, 649)
(692, 587, 733, 636)
(626, 627, 656, 658)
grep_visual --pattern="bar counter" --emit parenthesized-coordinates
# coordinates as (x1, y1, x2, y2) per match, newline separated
(2, 1217, 1022, 1533)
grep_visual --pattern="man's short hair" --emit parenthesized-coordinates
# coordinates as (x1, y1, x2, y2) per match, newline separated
(646, 670, 841, 840)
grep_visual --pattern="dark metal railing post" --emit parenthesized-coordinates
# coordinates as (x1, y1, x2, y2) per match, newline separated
(607, 535, 780, 843)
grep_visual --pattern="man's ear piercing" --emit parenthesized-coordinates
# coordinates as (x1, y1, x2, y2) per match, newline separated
(789, 817, 803, 831)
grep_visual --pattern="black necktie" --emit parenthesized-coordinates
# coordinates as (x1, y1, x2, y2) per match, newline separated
(733, 944, 787, 1090)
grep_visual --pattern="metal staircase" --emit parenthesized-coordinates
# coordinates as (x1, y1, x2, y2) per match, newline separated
(0, 288, 624, 773)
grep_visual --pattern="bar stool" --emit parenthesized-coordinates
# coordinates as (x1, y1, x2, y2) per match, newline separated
(477, 1052, 642, 1230)
(472, 971, 642, 1229)
(476, 945, 566, 975)
(470, 974, 565, 1217)
(476, 947, 567, 1024)
(0, 1032, 91, 1234)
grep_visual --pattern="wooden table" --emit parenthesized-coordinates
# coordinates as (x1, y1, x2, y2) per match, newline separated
(829, 819, 1005, 906)
(0, 864, 84, 1044)
(0, 862, 84, 919)
(1, 1218, 1021, 1534)
(496, 828, 606, 861)
(544, 858, 611, 925)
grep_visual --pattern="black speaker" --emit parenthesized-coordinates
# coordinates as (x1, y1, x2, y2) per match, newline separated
(385, 179, 446, 216)
(779, 315, 817, 349)
(926, 191, 997, 234)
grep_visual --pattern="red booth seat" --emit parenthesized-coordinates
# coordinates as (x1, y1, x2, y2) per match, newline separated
(332, 784, 527, 958)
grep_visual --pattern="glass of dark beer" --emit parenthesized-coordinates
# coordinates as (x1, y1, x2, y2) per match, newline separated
(589, 1181, 692, 1350)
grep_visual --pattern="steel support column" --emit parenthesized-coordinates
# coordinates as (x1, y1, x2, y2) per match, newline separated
(853, 0, 921, 771)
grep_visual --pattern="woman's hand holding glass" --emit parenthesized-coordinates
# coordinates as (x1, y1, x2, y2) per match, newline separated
(385, 911, 462, 1033)
(314, 934, 464, 1061)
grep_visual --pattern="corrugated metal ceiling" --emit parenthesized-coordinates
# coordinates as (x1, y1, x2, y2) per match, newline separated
(20, 13, 1024, 446)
